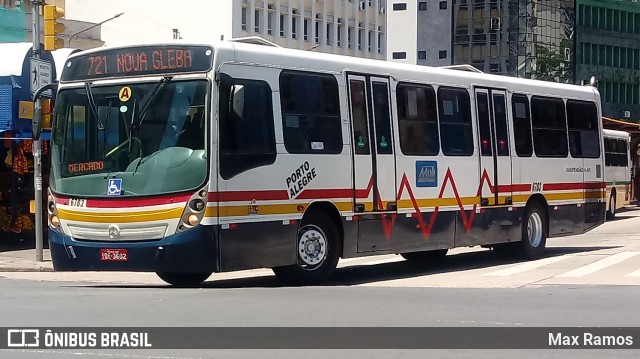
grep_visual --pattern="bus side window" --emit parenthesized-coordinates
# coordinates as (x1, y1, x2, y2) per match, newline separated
(437, 87, 473, 156)
(531, 96, 568, 158)
(397, 83, 439, 156)
(511, 94, 533, 157)
(279, 70, 342, 154)
(218, 74, 276, 180)
(566, 100, 600, 159)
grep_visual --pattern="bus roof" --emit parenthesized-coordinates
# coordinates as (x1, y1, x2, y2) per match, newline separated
(603, 129, 631, 139)
(65, 39, 600, 102)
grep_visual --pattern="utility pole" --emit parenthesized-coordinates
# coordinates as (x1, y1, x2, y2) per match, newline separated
(31, 0, 44, 262)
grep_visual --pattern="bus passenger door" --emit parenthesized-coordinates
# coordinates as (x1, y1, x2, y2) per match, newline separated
(474, 88, 512, 206)
(347, 75, 396, 252)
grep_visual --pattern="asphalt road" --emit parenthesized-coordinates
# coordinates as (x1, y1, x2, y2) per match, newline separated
(1, 207, 640, 358)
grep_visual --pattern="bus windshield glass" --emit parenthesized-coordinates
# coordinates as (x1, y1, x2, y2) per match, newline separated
(50, 80, 209, 197)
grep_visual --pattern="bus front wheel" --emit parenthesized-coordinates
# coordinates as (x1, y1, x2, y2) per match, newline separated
(272, 212, 340, 284)
(156, 272, 212, 287)
(520, 203, 547, 260)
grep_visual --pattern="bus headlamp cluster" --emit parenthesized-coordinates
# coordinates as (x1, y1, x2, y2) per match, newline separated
(177, 188, 208, 233)
(47, 192, 62, 232)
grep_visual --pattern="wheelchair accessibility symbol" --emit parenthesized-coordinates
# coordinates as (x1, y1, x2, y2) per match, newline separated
(107, 179, 123, 196)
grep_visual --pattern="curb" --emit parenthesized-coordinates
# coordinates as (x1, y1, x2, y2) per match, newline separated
(0, 266, 55, 272)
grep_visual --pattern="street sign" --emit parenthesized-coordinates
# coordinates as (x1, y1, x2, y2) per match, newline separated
(30, 58, 53, 97)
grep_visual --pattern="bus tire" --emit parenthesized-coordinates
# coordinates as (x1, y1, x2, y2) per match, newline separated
(272, 212, 340, 284)
(401, 249, 448, 263)
(520, 203, 547, 260)
(156, 272, 212, 287)
(606, 193, 616, 220)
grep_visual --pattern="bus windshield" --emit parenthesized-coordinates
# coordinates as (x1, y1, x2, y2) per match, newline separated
(50, 80, 209, 197)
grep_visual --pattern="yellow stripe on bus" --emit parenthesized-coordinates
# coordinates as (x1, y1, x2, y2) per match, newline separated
(58, 207, 184, 223)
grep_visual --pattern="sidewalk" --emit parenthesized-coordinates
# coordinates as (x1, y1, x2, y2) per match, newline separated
(0, 248, 53, 272)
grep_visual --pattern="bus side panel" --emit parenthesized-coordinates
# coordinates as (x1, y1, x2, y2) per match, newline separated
(391, 210, 456, 254)
(455, 207, 522, 247)
(217, 222, 298, 272)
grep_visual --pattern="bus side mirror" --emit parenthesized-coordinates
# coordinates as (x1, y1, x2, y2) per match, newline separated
(229, 84, 245, 118)
(32, 83, 59, 141)
(32, 103, 42, 141)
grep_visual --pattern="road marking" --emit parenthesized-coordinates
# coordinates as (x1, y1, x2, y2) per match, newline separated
(483, 255, 570, 276)
(625, 268, 640, 277)
(555, 252, 640, 278)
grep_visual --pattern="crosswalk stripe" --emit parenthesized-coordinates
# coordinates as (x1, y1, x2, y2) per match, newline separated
(483, 255, 570, 276)
(625, 268, 640, 277)
(555, 252, 640, 278)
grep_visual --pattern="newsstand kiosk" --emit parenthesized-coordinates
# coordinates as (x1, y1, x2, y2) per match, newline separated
(0, 43, 56, 242)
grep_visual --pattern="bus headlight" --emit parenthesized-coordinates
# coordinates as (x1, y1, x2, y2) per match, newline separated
(50, 215, 60, 228)
(177, 187, 208, 233)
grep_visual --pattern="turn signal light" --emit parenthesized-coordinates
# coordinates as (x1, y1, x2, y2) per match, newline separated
(187, 214, 199, 226)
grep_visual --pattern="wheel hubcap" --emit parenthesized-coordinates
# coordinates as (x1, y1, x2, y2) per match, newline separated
(298, 226, 327, 268)
(527, 212, 543, 248)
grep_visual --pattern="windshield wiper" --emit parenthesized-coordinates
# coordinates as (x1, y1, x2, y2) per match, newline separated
(135, 76, 173, 129)
(84, 82, 102, 130)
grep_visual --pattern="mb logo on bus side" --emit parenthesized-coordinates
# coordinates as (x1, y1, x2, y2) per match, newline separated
(416, 161, 438, 188)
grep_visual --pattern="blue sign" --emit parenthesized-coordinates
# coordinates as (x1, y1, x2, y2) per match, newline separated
(416, 161, 438, 188)
(107, 179, 123, 196)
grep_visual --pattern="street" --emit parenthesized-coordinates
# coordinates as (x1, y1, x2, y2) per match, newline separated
(1, 206, 640, 359)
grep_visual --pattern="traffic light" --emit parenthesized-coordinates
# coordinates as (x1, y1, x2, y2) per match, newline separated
(43, 4, 65, 51)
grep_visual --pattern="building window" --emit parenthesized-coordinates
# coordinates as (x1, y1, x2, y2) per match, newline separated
(292, 16, 297, 39)
(397, 83, 440, 156)
(393, 3, 407, 11)
(418, 2, 427, 11)
(392, 52, 407, 59)
(268, 12, 273, 35)
(280, 71, 342, 154)
(280, 14, 286, 36)
(254, 9, 260, 33)
(241, 7, 247, 31)
(439, 1, 447, 10)
(219, 75, 276, 179)
(439, 50, 447, 59)
(315, 21, 320, 43)
(438, 87, 473, 156)
(304, 18, 308, 40)
(531, 96, 568, 158)
(417, 51, 426, 60)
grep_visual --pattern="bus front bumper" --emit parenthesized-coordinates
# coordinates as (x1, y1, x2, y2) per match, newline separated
(48, 226, 218, 273)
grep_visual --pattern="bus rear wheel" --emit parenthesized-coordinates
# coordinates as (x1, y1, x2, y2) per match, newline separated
(606, 193, 616, 220)
(272, 212, 340, 285)
(401, 249, 448, 263)
(156, 272, 212, 287)
(520, 203, 547, 260)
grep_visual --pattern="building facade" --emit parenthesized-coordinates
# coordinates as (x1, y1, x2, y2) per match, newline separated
(388, 0, 576, 82)
(576, 0, 640, 122)
(236, 0, 387, 59)
(1, 0, 104, 50)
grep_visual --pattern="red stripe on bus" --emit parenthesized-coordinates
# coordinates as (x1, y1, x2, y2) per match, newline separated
(55, 194, 192, 208)
(496, 184, 532, 193)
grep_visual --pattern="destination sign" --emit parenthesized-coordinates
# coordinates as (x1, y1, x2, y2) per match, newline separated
(60, 45, 213, 82)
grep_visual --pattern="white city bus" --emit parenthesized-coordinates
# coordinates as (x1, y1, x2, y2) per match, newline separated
(45, 40, 606, 286)
(603, 129, 632, 219)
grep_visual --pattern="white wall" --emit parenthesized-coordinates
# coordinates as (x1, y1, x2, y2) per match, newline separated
(386, 1, 416, 64)
(64, 0, 234, 46)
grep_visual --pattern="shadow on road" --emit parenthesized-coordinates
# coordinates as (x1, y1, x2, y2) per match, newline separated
(76, 245, 620, 290)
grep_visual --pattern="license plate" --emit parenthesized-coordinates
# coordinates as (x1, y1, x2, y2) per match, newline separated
(100, 249, 128, 262)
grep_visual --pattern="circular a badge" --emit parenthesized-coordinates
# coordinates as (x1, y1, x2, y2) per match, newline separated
(118, 86, 132, 102)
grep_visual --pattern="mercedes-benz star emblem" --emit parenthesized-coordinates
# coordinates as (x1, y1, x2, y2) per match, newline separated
(108, 224, 120, 239)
